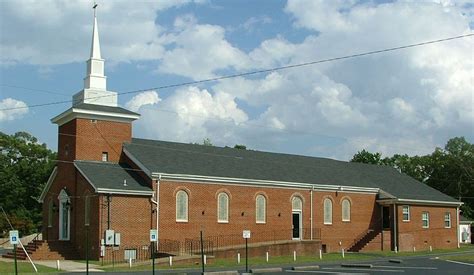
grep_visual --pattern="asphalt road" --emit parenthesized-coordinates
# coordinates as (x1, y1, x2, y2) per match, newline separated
(73, 251, 474, 275)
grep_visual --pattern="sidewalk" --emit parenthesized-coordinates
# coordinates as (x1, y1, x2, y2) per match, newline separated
(0, 257, 103, 272)
(36, 260, 103, 272)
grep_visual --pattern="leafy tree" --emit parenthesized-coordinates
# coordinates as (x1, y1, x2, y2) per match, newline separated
(234, 144, 247, 150)
(0, 132, 56, 237)
(350, 149, 387, 165)
(202, 138, 213, 146)
(350, 137, 474, 218)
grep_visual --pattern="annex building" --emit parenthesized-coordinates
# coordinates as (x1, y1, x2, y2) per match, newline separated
(16, 12, 464, 261)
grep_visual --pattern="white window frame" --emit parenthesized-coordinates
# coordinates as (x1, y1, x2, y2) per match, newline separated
(402, 205, 410, 222)
(176, 190, 188, 222)
(48, 199, 53, 227)
(84, 195, 90, 226)
(422, 212, 429, 228)
(102, 152, 108, 162)
(444, 212, 451, 228)
(292, 196, 302, 211)
(323, 198, 333, 225)
(58, 190, 70, 240)
(341, 199, 351, 222)
(256, 195, 266, 224)
(217, 193, 229, 223)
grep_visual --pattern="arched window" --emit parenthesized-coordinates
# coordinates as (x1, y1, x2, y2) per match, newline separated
(341, 199, 351, 222)
(292, 196, 303, 211)
(217, 193, 229, 223)
(84, 195, 90, 226)
(176, 190, 188, 222)
(323, 198, 333, 225)
(256, 195, 266, 224)
(48, 199, 53, 228)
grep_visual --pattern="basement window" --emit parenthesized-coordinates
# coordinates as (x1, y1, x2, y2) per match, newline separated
(102, 152, 108, 162)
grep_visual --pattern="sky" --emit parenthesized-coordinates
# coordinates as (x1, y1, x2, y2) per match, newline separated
(0, 0, 473, 161)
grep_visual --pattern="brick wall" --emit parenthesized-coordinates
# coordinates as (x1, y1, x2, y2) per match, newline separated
(155, 180, 381, 253)
(397, 205, 457, 251)
(58, 118, 132, 162)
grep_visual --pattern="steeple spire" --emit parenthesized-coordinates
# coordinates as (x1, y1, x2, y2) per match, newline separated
(90, 6, 101, 60)
(73, 2, 118, 107)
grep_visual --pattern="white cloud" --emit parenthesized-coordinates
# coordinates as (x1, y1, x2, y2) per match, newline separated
(133, 86, 248, 144)
(0, 0, 200, 65)
(125, 90, 161, 112)
(0, 98, 29, 121)
(158, 15, 250, 80)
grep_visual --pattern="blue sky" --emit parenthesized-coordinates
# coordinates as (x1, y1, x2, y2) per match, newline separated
(1, 0, 473, 160)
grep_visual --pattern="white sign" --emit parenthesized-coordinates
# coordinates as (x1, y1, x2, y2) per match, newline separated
(105, 230, 115, 245)
(150, 229, 158, 242)
(9, 230, 19, 245)
(243, 230, 251, 239)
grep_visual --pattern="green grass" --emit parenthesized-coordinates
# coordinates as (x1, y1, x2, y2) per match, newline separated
(0, 261, 58, 274)
(100, 252, 376, 272)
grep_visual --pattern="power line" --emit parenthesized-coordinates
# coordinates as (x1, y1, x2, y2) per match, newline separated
(1, 33, 472, 112)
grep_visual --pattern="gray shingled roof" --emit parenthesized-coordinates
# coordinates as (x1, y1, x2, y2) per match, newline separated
(75, 160, 152, 193)
(123, 138, 459, 203)
(73, 103, 139, 116)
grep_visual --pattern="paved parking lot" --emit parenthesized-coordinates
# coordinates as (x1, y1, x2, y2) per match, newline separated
(280, 257, 474, 275)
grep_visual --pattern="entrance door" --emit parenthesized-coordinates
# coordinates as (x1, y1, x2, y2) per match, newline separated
(292, 212, 301, 239)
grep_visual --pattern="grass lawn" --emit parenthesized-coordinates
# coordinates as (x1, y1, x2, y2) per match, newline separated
(100, 252, 376, 272)
(0, 261, 58, 274)
(99, 245, 474, 272)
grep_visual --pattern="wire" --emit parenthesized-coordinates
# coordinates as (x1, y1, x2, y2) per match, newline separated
(0, 84, 70, 97)
(1, 33, 472, 112)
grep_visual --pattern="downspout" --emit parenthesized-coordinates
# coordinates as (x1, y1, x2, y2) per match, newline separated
(310, 188, 313, 240)
(150, 174, 161, 241)
(393, 204, 398, 252)
(456, 206, 460, 248)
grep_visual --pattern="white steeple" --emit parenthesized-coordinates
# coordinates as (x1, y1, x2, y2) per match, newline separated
(73, 3, 117, 107)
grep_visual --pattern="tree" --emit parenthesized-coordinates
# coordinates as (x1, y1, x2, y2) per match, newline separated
(0, 132, 56, 236)
(350, 149, 387, 165)
(350, 137, 474, 218)
(234, 144, 247, 150)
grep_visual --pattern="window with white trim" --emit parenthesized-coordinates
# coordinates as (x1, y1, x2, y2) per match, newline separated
(256, 195, 266, 224)
(48, 199, 53, 227)
(444, 212, 451, 228)
(176, 190, 188, 222)
(323, 198, 333, 225)
(292, 197, 302, 211)
(102, 152, 108, 162)
(402, 205, 410, 221)
(217, 193, 229, 223)
(341, 199, 351, 222)
(422, 212, 429, 228)
(84, 195, 90, 226)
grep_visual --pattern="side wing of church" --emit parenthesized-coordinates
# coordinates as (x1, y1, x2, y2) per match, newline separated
(32, 10, 461, 261)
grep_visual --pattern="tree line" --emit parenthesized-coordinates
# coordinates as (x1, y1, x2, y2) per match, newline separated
(351, 137, 473, 218)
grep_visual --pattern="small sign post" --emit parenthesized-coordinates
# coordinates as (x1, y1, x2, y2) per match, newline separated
(150, 229, 157, 275)
(9, 230, 19, 275)
(243, 230, 251, 273)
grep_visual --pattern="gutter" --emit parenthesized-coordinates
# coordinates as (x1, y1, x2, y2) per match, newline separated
(377, 198, 463, 207)
(150, 174, 161, 246)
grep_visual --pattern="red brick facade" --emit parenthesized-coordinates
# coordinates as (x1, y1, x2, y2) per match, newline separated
(40, 115, 460, 260)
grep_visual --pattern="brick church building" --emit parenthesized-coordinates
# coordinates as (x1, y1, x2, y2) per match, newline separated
(34, 12, 461, 261)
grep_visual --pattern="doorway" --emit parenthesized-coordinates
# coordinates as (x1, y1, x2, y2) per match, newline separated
(58, 189, 70, 240)
(383, 206, 391, 229)
(292, 212, 301, 239)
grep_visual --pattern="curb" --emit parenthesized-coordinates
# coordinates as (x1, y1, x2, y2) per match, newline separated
(291, 265, 320, 270)
(203, 271, 239, 275)
(341, 263, 373, 268)
(250, 267, 283, 273)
